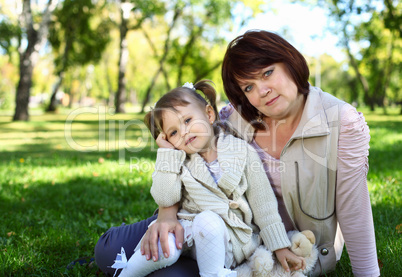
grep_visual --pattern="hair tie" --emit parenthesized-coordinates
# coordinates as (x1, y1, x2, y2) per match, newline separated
(182, 82, 195, 90)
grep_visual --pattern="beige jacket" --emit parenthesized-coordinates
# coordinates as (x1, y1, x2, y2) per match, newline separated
(225, 86, 345, 275)
(150, 132, 291, 264)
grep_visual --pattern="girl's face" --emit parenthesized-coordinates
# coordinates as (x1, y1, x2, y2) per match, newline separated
(237, 63, 301, 120)
(161, 101, 216, 155)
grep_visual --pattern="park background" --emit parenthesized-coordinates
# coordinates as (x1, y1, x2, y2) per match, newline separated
(0, 0, 401, 276)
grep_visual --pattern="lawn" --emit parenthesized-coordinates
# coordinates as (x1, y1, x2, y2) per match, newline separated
(0, 107, 401, 276)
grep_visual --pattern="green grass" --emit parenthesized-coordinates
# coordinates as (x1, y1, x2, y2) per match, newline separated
(0, 107, 401, 276)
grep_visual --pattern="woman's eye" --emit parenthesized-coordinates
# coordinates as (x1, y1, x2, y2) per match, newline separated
(264, 70, 273, 77)
(244, 85, 253, 93)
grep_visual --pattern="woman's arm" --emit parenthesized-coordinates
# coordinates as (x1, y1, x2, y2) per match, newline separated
(336, 105, 380, 277)
(140, 204, 183, 262)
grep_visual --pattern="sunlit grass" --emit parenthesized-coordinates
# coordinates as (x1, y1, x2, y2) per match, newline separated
(0, 107, 401, 276)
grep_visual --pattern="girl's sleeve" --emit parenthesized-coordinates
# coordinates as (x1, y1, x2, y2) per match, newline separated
(336, 104, 380, 277)
(244, 145, 291, 251)
(150, 149, 186, 208)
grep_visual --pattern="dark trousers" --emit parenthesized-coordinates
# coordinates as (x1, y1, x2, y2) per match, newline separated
(94, 215, 199, 276)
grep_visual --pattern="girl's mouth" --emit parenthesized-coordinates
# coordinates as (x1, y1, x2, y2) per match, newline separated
(185, 136, 196, 145)
(266, 95, 279, 106)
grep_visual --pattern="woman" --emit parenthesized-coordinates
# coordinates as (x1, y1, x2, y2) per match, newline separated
(95, 30, 379, 276)
(219, 30, 379, 276)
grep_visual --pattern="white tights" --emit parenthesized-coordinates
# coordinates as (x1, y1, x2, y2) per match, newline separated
(117, 210, 236, 277)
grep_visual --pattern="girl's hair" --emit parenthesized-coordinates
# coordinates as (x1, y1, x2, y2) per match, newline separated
(221, 30, 310, 130)
(144, 80, 219, 140)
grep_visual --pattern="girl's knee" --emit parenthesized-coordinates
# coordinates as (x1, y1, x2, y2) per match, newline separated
(162, 232, 182, 263)
(193, 211, 225, 238)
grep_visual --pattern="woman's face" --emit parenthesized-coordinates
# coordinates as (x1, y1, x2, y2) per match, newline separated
(237, 63, 300, 120)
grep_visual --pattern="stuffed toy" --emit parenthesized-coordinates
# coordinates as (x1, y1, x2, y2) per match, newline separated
(235, 230, 318, 277)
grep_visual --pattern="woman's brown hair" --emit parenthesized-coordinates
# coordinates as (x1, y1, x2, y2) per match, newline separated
(221, 30, 310, 130)
(144, 80, 219, 140)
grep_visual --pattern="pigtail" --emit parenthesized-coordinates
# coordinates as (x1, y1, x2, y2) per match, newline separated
(193, 80, 220, 120)
(144, 110, 160, 140)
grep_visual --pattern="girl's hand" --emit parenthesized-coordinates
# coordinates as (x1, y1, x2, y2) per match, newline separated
(274, 248, 306, 272)
(156, 133, 175, 149)
(140, 204, 183, 261)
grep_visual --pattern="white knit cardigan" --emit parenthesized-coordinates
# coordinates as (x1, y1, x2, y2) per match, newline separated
(150, 132, 290, 264)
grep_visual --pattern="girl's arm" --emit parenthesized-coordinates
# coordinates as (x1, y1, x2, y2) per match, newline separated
(145, 135, 187, 261)
(244, 144, 290, 251)
(336, 105, 380, 277)
(140, 203, 183, 262)
(244, 145, 305, 271)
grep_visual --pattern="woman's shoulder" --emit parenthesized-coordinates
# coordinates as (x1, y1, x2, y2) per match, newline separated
(218, 103, 255, 142)
(339, 103, 369, 135)
(219, 103, 235, 121)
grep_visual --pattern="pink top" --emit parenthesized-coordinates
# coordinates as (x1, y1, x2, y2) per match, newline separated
(220, 103, 380, 277)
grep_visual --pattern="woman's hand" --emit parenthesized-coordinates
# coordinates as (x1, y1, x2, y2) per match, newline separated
(140, 204, 183, 261)
(156, 133, 175, 149)
(274, 248, 306, 272)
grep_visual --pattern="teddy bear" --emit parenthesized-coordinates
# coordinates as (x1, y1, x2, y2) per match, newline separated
(235, 230, 318, 277)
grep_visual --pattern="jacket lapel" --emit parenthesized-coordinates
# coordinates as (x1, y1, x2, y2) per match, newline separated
(185, 153, 227, 199)
(216, 132, 248, 196)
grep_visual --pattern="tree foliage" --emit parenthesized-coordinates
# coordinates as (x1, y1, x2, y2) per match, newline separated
(2, 0, 400, 117)
(46, 0, 111, 111)
(304, 0, 402, 112)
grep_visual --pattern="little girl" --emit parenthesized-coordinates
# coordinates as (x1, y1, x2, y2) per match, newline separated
(112, 80, 304, 277)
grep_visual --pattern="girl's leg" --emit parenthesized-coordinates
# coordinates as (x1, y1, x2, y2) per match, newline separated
(94, 215, 199, 277)
(192, 211, 236, 277)
(95, 215, 157, 276)
(119, 233, 181, 277)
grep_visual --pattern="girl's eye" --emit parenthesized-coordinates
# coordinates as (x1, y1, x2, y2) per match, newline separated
(170, 130, 177, 137)
(264, 70, 273, 77)
(185, 118, 191, 124)
(244, 85, 253, 93)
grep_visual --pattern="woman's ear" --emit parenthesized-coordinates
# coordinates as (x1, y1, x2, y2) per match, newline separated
(205, 105, 216, 124)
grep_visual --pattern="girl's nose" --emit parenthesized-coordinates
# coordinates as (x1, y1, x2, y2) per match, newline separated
(181, 126, 188, 137)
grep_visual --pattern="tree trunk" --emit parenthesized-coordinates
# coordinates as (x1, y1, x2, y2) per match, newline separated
(46, 72, 64, 112)
(114, 4, 129, 114)
(47, 24, 73, 112)
(341, 28, 372, 109)
(141, 68, 162, 112)
(13, 54, 33, 121)
(13, 0, 55, 121)
(140, 6, 181, 112)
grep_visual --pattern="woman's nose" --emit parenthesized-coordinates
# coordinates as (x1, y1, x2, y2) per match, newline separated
(259, 85, 271, 97)
(257, 82, 270, 97)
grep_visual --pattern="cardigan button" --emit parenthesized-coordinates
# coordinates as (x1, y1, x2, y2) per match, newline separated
(229, 201, 239, 209)
(321, 248, 329, 256)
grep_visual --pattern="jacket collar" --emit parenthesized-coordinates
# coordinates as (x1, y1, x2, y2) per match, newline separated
(185, 131, 247, 196)
(290, 86, 330, 141)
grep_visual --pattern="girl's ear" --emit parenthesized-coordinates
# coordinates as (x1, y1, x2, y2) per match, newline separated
(205, 105, 216, 124)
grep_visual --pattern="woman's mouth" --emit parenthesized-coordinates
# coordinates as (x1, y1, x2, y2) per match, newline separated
(185, 136, 196, 145)
(266, 96, 279, 106)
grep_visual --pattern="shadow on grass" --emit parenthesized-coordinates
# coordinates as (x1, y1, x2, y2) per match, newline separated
(0, 175, 157, 276)
(0, 145, 157, 167)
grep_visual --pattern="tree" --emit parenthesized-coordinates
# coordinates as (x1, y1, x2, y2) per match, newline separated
(140, 2, 183, 113)
(46, 0, 111, 111)
(138, 0, 264, 111)
(13, 0, 57, 121)
(114, 0, 165, 113)
(306, 0, 402, 111)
